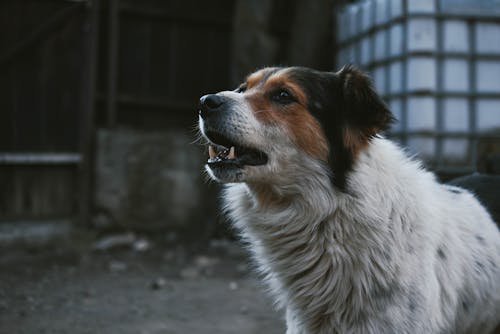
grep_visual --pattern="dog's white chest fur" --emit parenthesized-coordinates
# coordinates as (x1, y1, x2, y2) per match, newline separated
(224, 138, 500, 334)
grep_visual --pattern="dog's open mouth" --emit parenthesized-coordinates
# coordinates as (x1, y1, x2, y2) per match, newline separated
(205, 130, 268, 168)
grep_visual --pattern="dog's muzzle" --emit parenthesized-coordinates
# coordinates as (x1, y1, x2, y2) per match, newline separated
(197, 94, 268, 170)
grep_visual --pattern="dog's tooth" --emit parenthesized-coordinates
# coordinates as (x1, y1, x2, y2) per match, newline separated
(228, 146, 236, 160)
(209, 145, 216, 159)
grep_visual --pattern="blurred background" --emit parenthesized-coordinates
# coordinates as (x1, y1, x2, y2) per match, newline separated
(0, 0, 499, 333)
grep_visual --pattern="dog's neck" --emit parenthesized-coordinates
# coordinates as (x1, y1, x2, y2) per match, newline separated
(224, 138, 409, 331)
(246, 175, 336, 212)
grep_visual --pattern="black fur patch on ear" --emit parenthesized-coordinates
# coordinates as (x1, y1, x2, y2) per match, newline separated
(329, 65, 394, 190)
(337, 65, 394, 136)
(287, 66, 394, 191)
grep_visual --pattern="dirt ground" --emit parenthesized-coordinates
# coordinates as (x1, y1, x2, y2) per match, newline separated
(0, 235, 285, 334)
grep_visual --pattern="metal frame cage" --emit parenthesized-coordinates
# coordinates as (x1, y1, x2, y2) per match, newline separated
(337, 0, 500, 174)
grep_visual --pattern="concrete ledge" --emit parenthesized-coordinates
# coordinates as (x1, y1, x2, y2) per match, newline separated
(0, 220, 74, 248)
(94, 128, 218, 237)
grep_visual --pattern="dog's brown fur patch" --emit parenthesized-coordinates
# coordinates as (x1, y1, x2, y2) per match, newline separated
(342, 127, 372, 160)
(244, 70, 329, 161)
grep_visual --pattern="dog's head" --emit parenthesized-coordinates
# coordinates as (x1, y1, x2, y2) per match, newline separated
(197, 66, 394, 190)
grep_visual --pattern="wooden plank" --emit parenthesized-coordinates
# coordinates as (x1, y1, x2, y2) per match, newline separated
(78, 0, 100, 226)
(96, 93, 193, 111)
(0, 166, 76, 221)
(117, 15, 151, 95)
(107, 0, 119, 128)
(0, 153, 81, 164)
(0, 2, 84, 65)
(119, 1, 233, 27)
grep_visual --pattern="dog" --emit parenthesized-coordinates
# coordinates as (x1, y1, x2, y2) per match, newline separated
(197, 66, 500, 333)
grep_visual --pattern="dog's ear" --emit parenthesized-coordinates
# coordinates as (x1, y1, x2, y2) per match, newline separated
(316, 66, 394, 191)
(336, 65, 394, 143)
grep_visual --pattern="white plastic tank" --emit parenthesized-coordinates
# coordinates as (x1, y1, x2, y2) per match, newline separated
(337, 0, 500, 172)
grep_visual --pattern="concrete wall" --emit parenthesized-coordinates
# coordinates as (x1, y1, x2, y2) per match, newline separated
(94, 129, 218, 239)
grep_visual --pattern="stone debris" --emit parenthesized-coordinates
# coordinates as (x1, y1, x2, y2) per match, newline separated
(133, 238, 151, 252)
(92, 233, 136, 251)
(228, 281, 238, 291)
(150, 277, 167, 290)
(179, 267, 200, 280)
(194, 255, 219, 267)
(92, 233, 152, 253)
(108, 260, 128, 272)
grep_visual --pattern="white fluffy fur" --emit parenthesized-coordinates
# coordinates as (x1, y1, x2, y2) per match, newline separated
(223, 137, 500, 334)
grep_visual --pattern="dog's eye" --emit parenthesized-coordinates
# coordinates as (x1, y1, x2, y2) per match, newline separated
(235, 84, 247, 93)
(271, 89, 295, 104)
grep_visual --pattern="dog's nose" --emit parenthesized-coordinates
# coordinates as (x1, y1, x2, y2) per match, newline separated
(198, 94, 224, 119)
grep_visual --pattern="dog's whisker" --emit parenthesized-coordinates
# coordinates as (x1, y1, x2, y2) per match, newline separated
(190, 132, 207, 146)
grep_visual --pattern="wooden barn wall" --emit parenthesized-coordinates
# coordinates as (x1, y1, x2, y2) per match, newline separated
(95, 0, 235, 130)
(0, 1, 86, 153)
(0, 1, 88, 222)
(0, 0, 236, 222)
(0, 165, 77, 221)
